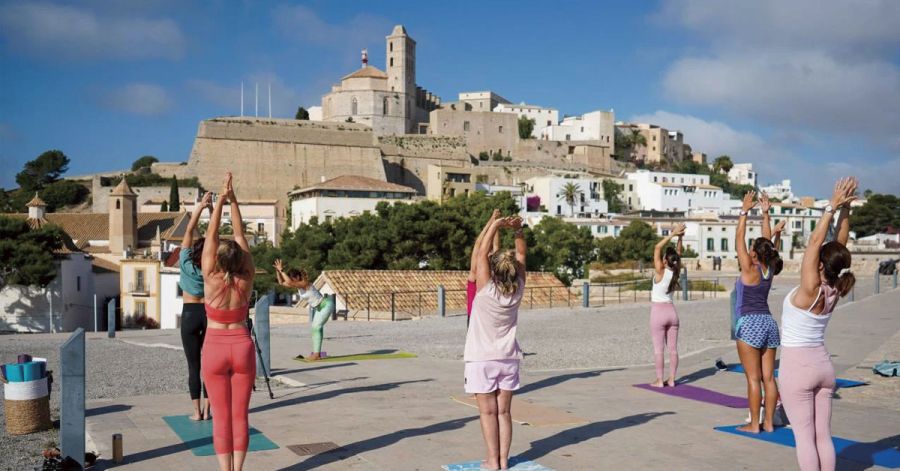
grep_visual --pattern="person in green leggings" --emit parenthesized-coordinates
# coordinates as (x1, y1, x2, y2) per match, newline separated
(274, 260, 335, 360)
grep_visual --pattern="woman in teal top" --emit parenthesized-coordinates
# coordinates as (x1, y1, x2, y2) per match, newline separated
(180, 192, 212, 420)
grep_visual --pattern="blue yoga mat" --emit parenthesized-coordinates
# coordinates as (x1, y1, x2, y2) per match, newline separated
(716, 425, 900, 468)
(162, 415, 278, 456)
(726, 365, 867, 388)
(443, 458, 555, 471)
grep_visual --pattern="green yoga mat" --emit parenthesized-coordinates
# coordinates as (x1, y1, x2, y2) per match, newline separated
(294, 352, 417, 363)
(162, 415, 278, 456)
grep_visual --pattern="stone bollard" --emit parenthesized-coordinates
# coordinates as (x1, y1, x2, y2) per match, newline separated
(254, 295, 271, 378)
(582, 282, 589, 308)
(681, 267, 689, 302)
(60, 328, 85, 467)
(437, 285, 446, 317)
(875, 269, 880, 295)
(107, 298, 116, 338)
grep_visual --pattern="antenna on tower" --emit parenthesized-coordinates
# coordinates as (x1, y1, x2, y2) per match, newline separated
(361, 48, 368, 67)
(240, 81, 244, 116)
(268, 83, 272, 118)
(255, 83, 259, 117)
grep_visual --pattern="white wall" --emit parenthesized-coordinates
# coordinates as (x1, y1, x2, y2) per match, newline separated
(526, 176, 608, 217)
(626, 170, 738, 213)
(728, 163, 757, 186)
(160, 271, 182, 330)
(59, 255, 96, 332)
(541, 110, 614, 146)
(290, 196, 410, 229)
(494, 103, 558, 138)
(0, 256, 96, 333)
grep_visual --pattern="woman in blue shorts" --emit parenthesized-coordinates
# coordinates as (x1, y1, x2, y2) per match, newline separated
(734, 191, 783, 433)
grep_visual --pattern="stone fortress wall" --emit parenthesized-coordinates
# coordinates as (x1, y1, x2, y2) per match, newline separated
(91, 176, 199, 213)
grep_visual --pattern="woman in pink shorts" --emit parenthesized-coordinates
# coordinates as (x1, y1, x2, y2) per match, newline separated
(467, 210, 501, 325)
(464, 215, 526, 471)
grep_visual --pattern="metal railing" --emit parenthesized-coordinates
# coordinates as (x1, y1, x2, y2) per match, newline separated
(582, 275, 737, 307)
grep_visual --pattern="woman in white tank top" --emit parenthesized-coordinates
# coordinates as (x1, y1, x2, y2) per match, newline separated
(779, 177, 857, 471)
(648, 223, 685, 387)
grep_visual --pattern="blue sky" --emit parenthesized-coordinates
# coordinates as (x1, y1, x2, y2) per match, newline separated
(1, 0, 899, 196)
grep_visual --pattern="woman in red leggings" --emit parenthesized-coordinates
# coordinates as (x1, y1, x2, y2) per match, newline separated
(201, 171, 256, 471)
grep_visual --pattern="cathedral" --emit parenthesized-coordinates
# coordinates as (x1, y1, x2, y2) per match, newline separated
(321, 25, 440, 135)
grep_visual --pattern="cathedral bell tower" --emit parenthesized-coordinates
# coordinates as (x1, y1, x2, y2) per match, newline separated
(386, 25, 416, 132)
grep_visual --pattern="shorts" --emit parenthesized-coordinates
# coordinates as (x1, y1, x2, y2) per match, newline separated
(464, 360, 521, 394)
(736, 313, 780, 349)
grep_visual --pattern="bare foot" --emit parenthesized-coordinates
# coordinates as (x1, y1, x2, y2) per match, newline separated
(188, 414, 203, 421)
(307, 353, 321, 361)
(483, 458, 500, 470)
(666, 378, 677, 387)
(649, 379, 665, 388)
(737, 424, 761, 433)
(762, 423, 775, 433)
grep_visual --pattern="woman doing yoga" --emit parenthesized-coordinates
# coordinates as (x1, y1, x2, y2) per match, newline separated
(649, 223, 685, 387)
(780, 177, 857, 471)
(201, 172, 256, 471)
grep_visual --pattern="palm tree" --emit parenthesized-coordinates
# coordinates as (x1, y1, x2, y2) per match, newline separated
(713, 155, 734, 174)
(558, 182, 583, 216)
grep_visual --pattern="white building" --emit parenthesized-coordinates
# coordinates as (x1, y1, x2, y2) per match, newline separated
(458, 91, 510, 112)
(765, 202, 825, 244)
(179, 199, 281, 246)
(306, 106, 323, 121)
(647, 216, 797, 261)
(525, 176, 608, 217)
(289, 175, 416, 229)
(160, 267, 182, 330)
(625, 170, 739, 213)
(728, 163, 757, 186)
(761, 179, 794, 201)
(493, 103, 559, 138)
(540, 110, 615, 147)
(475, 182, 527, 217)
(568, 218, 629, 239)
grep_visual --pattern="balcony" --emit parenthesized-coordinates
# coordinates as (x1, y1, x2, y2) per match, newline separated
(128, 282, 150, 296)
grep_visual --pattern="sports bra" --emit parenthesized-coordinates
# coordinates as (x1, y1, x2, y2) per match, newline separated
(205, 280, 249, 324)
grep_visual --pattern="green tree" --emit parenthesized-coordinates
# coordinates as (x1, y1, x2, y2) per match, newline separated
(681, 246, 699, 258)
(601, 179, 624, 213)
(0, 216, 66, 288)
(131, 155, 158, 171)
(16, 150, 69, 192)
(617, 221, 660, 262)
(713, 155, 734, 174)
(557, 182, 583, 216)
(863, 189, 874, 198)
(40, 180, 89, 211)
(518, 116, 535, 139)
(594, 236, 622, 263)
(160, 200, 169, 212)
(528, 216, 595, 285)
(168, 177, 180, 212)
(295, 106, 310, 120)
(850, 193, 900, 237)
(345, 117, 354, 123)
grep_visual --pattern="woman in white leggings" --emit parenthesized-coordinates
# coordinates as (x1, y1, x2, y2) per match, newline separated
(779, 177, 857, 471)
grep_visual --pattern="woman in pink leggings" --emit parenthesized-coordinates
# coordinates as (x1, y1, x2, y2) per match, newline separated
(649, 223, 685, 387)
(780, 177, 857, 471)
(201, 172, 256, 471)
(467, 209, 501, 325)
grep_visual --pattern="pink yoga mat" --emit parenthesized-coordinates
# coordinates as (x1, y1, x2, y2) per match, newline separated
(634, 383, 747, 408)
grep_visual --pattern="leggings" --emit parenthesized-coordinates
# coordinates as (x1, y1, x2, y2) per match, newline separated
(780, 345, 836, 471)
(202, 328, 256, 454)
(311, 297, 335, 353)
(180, 303, 207, 400)
(650, 302, 679, 380)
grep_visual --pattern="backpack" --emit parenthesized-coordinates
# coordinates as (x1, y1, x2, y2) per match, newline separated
(873, 360, 900, 377)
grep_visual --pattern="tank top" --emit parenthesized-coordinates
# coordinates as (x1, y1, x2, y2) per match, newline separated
(464, 278, 525, 362)
(651, 269, 675, 303)
(734, 265, 774, 315)
(205, 280, 249, 324)
(178, 248, 204, 297)
(781, 285, 838, 347)
(298, 285, 324, 308)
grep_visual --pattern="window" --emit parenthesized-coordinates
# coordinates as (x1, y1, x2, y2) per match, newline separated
(390, 57, 394, 67)
(325, 215, 333, 223)
(116, 199, 120, 209)
(498, 125, 503, 134)
(653, 135, 657, 141)
(654, 177, 658, 182)
(135, 270, 145, 292)
(707, 238, 714, 251)
(557, 205, 561, 214)
(629, 184, 633, 191)
(257, 222, 265, 233)
(351, 97, 358, 115)
(383, 97, 388, 116)
(76, 276, 81, 292)
(135, 300, 146, 317)
(600, 226, 608, 234)
(463, 121, 470, 131)
(662, 229, 670, 236)
(565, 134, 571, 140)
(390, 42, 393, 52)
(721, 238, 729, 251)
(810, 220, 816, 231)
(547, 120, 551, 126)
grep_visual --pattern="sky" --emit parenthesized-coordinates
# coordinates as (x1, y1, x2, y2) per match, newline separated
(1, 0, 899, 197)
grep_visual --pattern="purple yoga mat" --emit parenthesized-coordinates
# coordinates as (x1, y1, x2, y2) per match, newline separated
(634, 383, 748, 408)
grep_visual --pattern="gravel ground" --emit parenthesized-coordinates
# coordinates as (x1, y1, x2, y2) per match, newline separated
(0, 337, 188, 471)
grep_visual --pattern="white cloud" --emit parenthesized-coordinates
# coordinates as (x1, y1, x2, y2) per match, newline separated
(0, 2, 186, 61)
(628, 110, 900, 196)
(100, 83, 173, 116)
(657, 0, 900, 143)
(272, 5, 392, 52)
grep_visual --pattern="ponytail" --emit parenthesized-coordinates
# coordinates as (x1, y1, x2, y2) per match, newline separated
(753, 238, 783, 276)
(821, 242, 855, 298)
(664, 247, 681, 294)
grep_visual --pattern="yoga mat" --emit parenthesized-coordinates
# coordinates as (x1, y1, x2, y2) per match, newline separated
(726, 365, 867, 388)
(4, 363, 23, 382)
(715, 425, 900, 469)
(21, 361, 42, 381)
(294, 352, 417, 363)
(633, 383, 747, 408)
(162, 415, 278, 456)
(451, 396, 587, 427)
(443, 457, 556, 470)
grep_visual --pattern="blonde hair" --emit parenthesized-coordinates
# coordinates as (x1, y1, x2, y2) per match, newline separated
(216, 240, 243, 285)
(490, 250, 520, 296)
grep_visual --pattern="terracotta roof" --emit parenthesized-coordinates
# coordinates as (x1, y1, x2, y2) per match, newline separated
(290, 175, 417, 196)
(342, 66, 388, 81)
(136, 213, 181, 242)
(91, 256, 121, 273)
(158, 212, 194, 241)
(26, 193, 47, 207)
(315, 270, 569, 319)
(2, 211, 181, 249)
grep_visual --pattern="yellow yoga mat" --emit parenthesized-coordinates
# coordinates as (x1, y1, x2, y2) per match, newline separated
(294, 352, 417, 363)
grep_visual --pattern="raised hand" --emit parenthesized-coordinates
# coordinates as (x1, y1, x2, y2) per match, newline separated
(759, 192, 772, 213)
(741, 191, 757, 212)
(273, 259, 284, 272)
(490, 209, 501, 221)
(197, 192, 213, 212)
(830, 178, 857, 209)
(673, 223, 686, 237)
(774, 219, 787, 234)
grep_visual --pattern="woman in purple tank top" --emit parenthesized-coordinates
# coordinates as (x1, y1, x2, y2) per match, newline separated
(734, 191, 784, 433)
